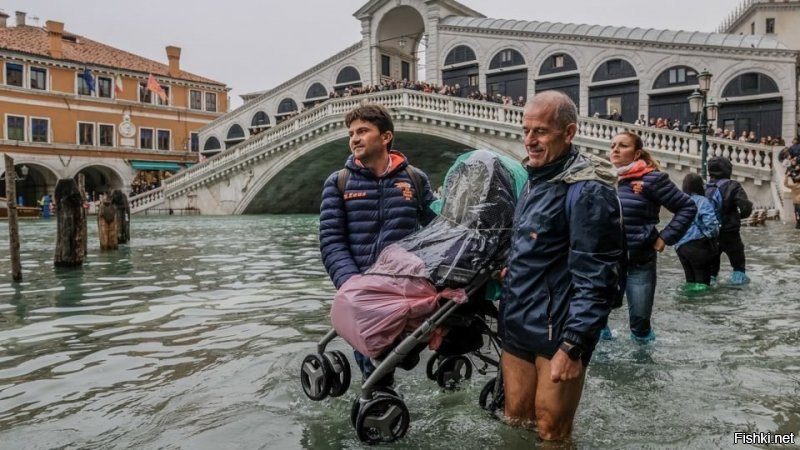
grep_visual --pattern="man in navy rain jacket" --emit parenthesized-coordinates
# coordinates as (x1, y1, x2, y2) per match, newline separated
(319, 103, 435, 383)
(501, 91, 624, 441)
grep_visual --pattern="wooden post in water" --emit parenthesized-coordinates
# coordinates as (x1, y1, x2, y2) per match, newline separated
(77, 173, 88, 257)
(4, 155, 22, 282)
(54, 178, 85, 267)
(111, 189, 130, 244)
(97, 194, 118, 250)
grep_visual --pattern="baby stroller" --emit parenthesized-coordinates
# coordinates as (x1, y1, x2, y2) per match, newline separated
(300, 150, 524, 444)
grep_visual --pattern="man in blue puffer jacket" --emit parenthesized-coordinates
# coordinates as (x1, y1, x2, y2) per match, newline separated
(319, 103, 435, 384)
(501, 91, 624, 441)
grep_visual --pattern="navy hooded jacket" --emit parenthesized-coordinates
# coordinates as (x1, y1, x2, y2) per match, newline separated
(501, 148, 624, 359)
(616, 161, 696, 264)
(319, 151, 435, 289)
(706, 156, 753, 233)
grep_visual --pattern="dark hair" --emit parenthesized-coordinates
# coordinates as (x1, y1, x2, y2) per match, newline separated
(682, 172, 705, 196)
(345, 102, 394, 149)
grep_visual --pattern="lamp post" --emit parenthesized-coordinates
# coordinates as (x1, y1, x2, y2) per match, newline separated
(688, 70, 719, 179)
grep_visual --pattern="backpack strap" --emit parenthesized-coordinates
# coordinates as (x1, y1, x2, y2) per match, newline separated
(337, 168, 350, 196)
(404, 164, 425, 213)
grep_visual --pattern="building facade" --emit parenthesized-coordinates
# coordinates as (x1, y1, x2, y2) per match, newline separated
(198, 0, 797, 159)
(0, 10, 229, 206)
(717, 0, 800, 50)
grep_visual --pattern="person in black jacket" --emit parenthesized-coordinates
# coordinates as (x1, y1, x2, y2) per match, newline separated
(608, 131, 696, 344)
(319, 103, 435, 386)
(501, 91, 624, 441)
(705, 156, 753, 285)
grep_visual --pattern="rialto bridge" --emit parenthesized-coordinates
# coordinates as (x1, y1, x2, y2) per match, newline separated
(130, 90, 791, 218)
(130, 0, 797, 218)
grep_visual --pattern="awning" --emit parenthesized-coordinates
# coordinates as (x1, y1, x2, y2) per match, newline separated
(130, 161, 183, 171)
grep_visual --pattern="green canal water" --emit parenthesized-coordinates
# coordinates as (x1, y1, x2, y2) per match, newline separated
(0, 216, 798, 449)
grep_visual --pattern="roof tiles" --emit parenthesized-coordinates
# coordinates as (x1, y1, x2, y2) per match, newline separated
(0, 25, 225, 86)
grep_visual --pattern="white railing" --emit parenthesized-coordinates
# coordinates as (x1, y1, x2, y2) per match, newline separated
(129, 187, 164, 214)
(145, 89, 777, 211)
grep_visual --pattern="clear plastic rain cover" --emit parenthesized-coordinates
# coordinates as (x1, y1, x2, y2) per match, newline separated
(330, 149, 523, 357)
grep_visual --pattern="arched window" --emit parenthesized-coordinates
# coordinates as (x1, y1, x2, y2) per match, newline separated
(251, 111, 270, 127)
(444, 45, 477, 66)
(591, 58, 637, 82)
(203, 137, 221, 151)
(652, 66, 698, 90)
(538, 53, 578, 76)
(306, 82, 328, 100)
(489, 49, 525, 69)
(277, 98, 298, 115)
(722, 72, 779, 97)
(336, 66, 361, 85)
(226, 124, 245, 140)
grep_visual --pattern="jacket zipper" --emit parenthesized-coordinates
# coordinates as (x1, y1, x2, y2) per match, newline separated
(372, 178, 385, 261)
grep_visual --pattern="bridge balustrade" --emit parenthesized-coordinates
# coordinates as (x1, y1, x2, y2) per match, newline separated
(132, 89, 782, 214)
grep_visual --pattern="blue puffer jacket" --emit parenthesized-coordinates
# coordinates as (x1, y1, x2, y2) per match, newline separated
(617, 161, 696, 264)
(319, 151, 435, 288)
(675, 195, 719, 250)
(501, 148, 624, 358)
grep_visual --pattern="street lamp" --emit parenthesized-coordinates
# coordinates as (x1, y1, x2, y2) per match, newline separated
(688, 70, 718, 179)
(0, 164, 28, 182)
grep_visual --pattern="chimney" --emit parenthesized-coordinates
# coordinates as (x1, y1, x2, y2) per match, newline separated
(166, 46, 181, 77)
(46, 21, 64, 59)
(0, 11, 9, 28)
(15, 11, 25, 26)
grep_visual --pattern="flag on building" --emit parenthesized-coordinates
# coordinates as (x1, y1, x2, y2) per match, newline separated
(114, 74, 124, 96)
(147, 74, 167, 102)
(81, 68, 95, 93)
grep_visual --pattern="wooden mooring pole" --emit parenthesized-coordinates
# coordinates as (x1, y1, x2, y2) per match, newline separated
(54, 178, 85, 267)
(111, 190, 130, 244)
(97, 194, 118, 250)
(4, 155, 22, 282)
(77, 173, 88, 257)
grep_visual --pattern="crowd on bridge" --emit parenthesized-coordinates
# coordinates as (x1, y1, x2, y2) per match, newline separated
(631, 114, 786, 146)
(328, 78, 526, 107)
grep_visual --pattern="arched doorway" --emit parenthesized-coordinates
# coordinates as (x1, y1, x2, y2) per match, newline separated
(75, 166, 124, 200)
(486, 48, 527, 102)
(589, 58, 639, 122)
(442, 45, 479, 98)
(375, 5, 425, 82)
(1, 163, 57, 207)
(536, 52, 580, 108)
(718, 72, 782, 140)
(648, 65, 698, 130)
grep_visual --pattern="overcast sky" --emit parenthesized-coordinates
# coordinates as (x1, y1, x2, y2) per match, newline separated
(2, 0, 741, 108)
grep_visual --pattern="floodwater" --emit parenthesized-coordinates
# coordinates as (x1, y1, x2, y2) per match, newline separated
(0, 216, 798, 449)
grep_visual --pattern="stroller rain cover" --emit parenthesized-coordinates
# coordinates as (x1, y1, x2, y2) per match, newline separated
(331, 149, 525, 357)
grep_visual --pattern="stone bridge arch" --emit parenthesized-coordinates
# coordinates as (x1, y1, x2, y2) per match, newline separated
(235, 120, 519, 214)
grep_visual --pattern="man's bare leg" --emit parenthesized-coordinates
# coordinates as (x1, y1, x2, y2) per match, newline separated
(534, 356, 586, 441)
(501, 351, 537, 427)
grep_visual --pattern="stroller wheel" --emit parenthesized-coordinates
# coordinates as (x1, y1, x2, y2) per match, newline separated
(324, 351, 351, 398)
(300, 353, 331, 401)
(435, 356, 472, 390)
(479, 376, 505, 414)
(425, 352, 441, 380)
(355, 396, 410, 444)
(350, 387, 401, 428)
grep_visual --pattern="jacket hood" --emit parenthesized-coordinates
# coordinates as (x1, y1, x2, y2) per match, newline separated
(547, 147, 618, 187)
(708, 156, 732, 179)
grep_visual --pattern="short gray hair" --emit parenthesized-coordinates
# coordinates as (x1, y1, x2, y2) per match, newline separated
(525, 91, 577, 131)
